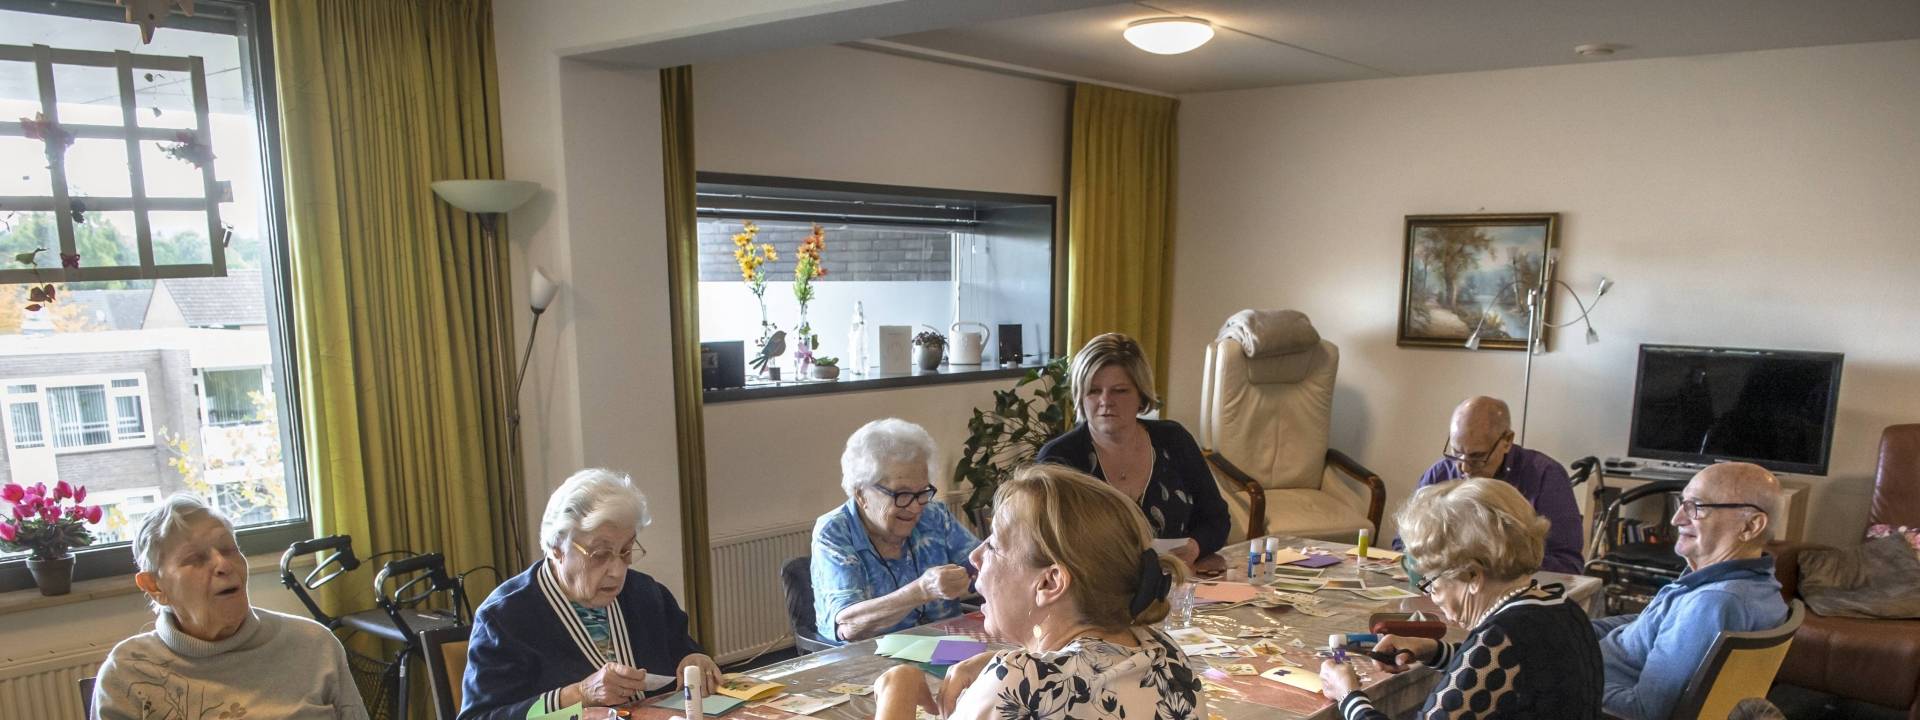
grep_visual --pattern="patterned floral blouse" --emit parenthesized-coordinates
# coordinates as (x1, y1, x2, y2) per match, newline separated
(949, 626, 1207, 720)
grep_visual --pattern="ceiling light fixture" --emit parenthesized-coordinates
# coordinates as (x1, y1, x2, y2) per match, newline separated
(1124, 17, 1214, 55)
(1575, 43, 1617, 57)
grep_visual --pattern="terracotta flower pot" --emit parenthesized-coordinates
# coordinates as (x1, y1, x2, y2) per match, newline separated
(27, 553, 75, 596)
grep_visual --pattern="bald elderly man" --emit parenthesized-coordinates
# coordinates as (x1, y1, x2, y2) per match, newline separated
(1590, 462, 1790, 720)
(1411, 397, 1585, 573)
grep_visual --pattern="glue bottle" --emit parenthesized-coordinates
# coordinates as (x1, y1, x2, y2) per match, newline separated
(684, 665, 705, 720)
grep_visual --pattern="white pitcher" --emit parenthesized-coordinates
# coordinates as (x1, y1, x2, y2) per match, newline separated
(949, 321, 990, 365)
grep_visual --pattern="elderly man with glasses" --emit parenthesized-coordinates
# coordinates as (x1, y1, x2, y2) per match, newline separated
(1405, 396, 1585, 573)
(812, 418, 981, 643)
(1589, 461, 1790, 720)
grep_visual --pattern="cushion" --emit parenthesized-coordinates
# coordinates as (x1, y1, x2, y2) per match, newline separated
(1778, 612, 1920, 710)
(1216, 309, 1320, 359)
(1798, 535, 1920, 619)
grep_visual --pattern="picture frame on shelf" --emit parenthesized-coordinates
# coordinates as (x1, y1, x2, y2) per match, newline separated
(1397, 213, 1558, 351)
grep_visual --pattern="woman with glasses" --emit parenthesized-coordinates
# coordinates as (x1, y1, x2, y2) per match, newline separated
(1319, 477, 1603, 720)
(812, 418, 981, 643)
(1036, 333, 1229, 568)
(460, 468, 719, 719)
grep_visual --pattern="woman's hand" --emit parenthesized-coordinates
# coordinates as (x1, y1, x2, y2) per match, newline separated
(1318, 660, 1361, 701)
(875, 664, 936, 720)
(937, 651, 996, 716)
(675, 653, 722, 695)
(572, 662, 649, 707)
(1371, 635, 1437, 674)
(917, 564, 972, 602)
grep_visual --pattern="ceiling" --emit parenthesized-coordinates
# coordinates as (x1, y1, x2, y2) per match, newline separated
(878, 0, 1920, 94)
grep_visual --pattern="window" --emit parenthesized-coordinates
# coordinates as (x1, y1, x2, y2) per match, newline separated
(695, 173, 1055, 398)
(0, 0, 306, 588)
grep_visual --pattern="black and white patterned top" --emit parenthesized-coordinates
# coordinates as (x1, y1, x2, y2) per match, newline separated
(1036, 420, 1231, 556)
(948, 626, 1207, 720)
(1338, 584, 1604, 720)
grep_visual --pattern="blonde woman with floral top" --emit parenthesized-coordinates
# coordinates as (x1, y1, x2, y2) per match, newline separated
(875, 464, 1206, 720)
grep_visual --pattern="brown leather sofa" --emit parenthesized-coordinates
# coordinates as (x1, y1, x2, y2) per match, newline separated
(1771, 424, 1920, 719)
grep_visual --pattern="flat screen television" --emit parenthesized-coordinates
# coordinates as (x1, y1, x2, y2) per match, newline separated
(1628, 344, 1844, 475)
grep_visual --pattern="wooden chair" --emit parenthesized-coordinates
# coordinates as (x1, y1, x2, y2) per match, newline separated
(1670, 599, 1806, 720)
(417, 624, 472, 720)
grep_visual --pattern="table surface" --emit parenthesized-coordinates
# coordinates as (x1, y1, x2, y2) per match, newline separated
(628, 536, 1598, 720)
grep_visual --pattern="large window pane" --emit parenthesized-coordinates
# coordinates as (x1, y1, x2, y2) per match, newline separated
(8, 402, 43, 447)
(48, 385, 111, 447)
(203, 368, 262, 426)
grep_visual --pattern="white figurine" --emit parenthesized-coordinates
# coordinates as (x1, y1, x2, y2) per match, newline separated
(847, 301, 867, 376)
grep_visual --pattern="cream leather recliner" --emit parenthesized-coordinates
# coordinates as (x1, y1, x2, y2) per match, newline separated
(1198, 310, 1384, 542)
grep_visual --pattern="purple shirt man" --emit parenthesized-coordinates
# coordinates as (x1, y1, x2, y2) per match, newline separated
(1416, 445, 1586, 574)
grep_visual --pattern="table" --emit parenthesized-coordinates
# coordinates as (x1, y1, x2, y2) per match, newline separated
(628, 537, 1597, 720)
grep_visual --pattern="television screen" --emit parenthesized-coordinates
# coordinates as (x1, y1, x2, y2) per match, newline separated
(1628, 345, 1843, 475)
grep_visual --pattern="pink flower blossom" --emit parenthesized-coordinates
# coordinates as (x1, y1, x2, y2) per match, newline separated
(52, 480, 72, 499)
(66, 505, 82, 519)
(0, 520, 15, 542)
(73, 486, 86, 504)
(83, 505, 102, 524)
(39, 505, 59, 523)
(10, 503, 26, 520)
(0, 483, 22, 503)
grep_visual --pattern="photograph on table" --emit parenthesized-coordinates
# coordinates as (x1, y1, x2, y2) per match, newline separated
(1397, 213, 1559, 350)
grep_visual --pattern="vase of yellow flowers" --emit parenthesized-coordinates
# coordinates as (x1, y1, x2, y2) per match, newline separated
(791, 223, 828, 375)
(733, 222, 783, 376)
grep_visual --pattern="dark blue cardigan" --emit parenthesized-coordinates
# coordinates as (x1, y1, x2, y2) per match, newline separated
(459, 560, 702, 720)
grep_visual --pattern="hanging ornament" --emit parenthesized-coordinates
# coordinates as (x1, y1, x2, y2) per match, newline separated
(117, 0, 196, 44)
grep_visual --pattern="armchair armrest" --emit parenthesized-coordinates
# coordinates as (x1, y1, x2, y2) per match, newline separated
(1326, 448, 1386, 533)
(1205, 449, 1268, 539)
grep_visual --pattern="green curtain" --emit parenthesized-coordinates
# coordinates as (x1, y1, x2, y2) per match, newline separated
(1066, 84, 1179, 402)
(273, 0, 523, 615)
(658, 65, 715, 651)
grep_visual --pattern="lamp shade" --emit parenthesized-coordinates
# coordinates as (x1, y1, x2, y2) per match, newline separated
(1124, 17, 1214, 55)
(529, 267, 560, 313)
(432, 179, 540, 214)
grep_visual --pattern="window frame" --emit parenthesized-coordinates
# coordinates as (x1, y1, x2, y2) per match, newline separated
(5, 371, 156, 452)
(0, 0, 308, 593)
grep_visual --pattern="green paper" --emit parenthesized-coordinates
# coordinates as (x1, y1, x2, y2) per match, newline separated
(655, 694, 746, 715)
(875, 634, 976, 663)
(873, 634, 922, 656)
(913, 662, 953, 677)
(527, 702, 584, 720)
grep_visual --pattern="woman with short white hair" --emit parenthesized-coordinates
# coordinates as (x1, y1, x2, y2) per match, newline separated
(461, 469, 718, 719)
(811, 418, 980, 643)
(94, 494, 368, 720)
(1318, 478, 1603, 720)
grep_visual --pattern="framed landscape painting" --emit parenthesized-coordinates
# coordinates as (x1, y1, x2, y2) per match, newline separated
(1397, 213, 1559, 351)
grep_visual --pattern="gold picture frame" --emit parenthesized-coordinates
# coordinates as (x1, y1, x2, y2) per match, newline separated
(1397, 213, 1559, 351)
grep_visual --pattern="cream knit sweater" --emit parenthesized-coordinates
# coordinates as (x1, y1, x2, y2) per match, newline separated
(93, 608, 369, 720)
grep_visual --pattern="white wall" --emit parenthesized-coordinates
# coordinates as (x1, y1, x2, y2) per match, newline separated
(1170, 39, 1920, 546)
(693, 45, 1068, 539)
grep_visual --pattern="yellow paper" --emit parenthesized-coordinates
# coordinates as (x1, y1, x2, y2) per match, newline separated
(718, 674, 787, 701)
(1269, 548, 1309, 566)
(1345, 546, 1403, 561)
(1259, 665, 1324, 693)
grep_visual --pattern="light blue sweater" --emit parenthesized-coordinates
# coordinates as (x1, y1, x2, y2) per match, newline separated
(1590, 555, 1787, 720)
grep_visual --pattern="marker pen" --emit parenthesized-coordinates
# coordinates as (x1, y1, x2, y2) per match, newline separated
(684, 666, 705, 720)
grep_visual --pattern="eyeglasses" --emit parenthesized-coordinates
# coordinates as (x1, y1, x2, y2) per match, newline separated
(869, 485, 938, 508)
(1676, 499, 1766, 520)
(1416, 575, 1438, 595)
(1441, 431, 1512, 467)
(569, 539, 646, 565)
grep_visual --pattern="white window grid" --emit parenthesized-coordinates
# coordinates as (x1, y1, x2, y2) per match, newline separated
(0, 43, 227, 284)
(1, 371, 153, 452)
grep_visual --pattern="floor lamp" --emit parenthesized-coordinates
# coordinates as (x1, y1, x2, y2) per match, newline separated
(1464, 257, 1613, 445)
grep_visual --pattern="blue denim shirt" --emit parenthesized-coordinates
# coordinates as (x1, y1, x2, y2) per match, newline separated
(1590, 555, 1787, 720)
(811, 499, 979, 643)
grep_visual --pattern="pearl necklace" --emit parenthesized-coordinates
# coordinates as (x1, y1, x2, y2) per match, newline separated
(1473, 581, 1537, 629)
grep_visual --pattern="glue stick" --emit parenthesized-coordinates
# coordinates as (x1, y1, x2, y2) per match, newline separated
(684, 666, 705, 720)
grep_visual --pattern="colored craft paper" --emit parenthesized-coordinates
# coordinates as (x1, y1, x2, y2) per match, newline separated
(1289, 555, 1341, 569)
(1269, 548, 1310, 566)
(1259, 666, 1325, 694)
(929, 639, 990, 665)
(527, 703, 584, 720)
(1194, 582, 1260, 604)
(655, 694, 746, 715)
(1346, 546, 1404, 561)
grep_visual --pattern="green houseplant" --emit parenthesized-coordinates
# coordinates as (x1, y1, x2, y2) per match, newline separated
(951, 355, 1072, 530)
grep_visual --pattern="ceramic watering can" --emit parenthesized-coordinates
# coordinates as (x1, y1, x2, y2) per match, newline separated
(949, 322, 990, 365)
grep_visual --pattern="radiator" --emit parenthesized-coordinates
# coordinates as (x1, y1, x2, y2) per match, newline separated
(709, 522, 812, 664)
(0, 646, 106, 719)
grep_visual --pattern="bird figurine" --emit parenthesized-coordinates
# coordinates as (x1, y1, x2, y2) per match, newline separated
(751, 330, 787, 375)
(118, 0, 195, 44)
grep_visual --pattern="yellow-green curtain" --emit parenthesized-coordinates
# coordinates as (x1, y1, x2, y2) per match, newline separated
(659, 66, 714, 650)
(1066, 84, 1179, 400)
(273, 0, 522, 616)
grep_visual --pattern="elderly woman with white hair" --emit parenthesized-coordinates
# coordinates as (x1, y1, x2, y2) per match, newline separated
(93, 494, 367, 720)
(811, 418, 981, 643)
(461, 468, 718, 719)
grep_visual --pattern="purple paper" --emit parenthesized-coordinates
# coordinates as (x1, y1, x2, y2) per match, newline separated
(929, 639, 990, 665)
(1289, 555, 1341, 568)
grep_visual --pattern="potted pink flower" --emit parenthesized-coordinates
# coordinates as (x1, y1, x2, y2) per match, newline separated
(1, 481, 102, 596)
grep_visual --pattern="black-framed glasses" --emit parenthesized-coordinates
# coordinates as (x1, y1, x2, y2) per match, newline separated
(1416, 575, 1438, 595)
(570, 539, 646, 566)
(869, 485, 938, 508)
(1441, 431, 1512, 467)
(1677, 499, 1766, 520)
